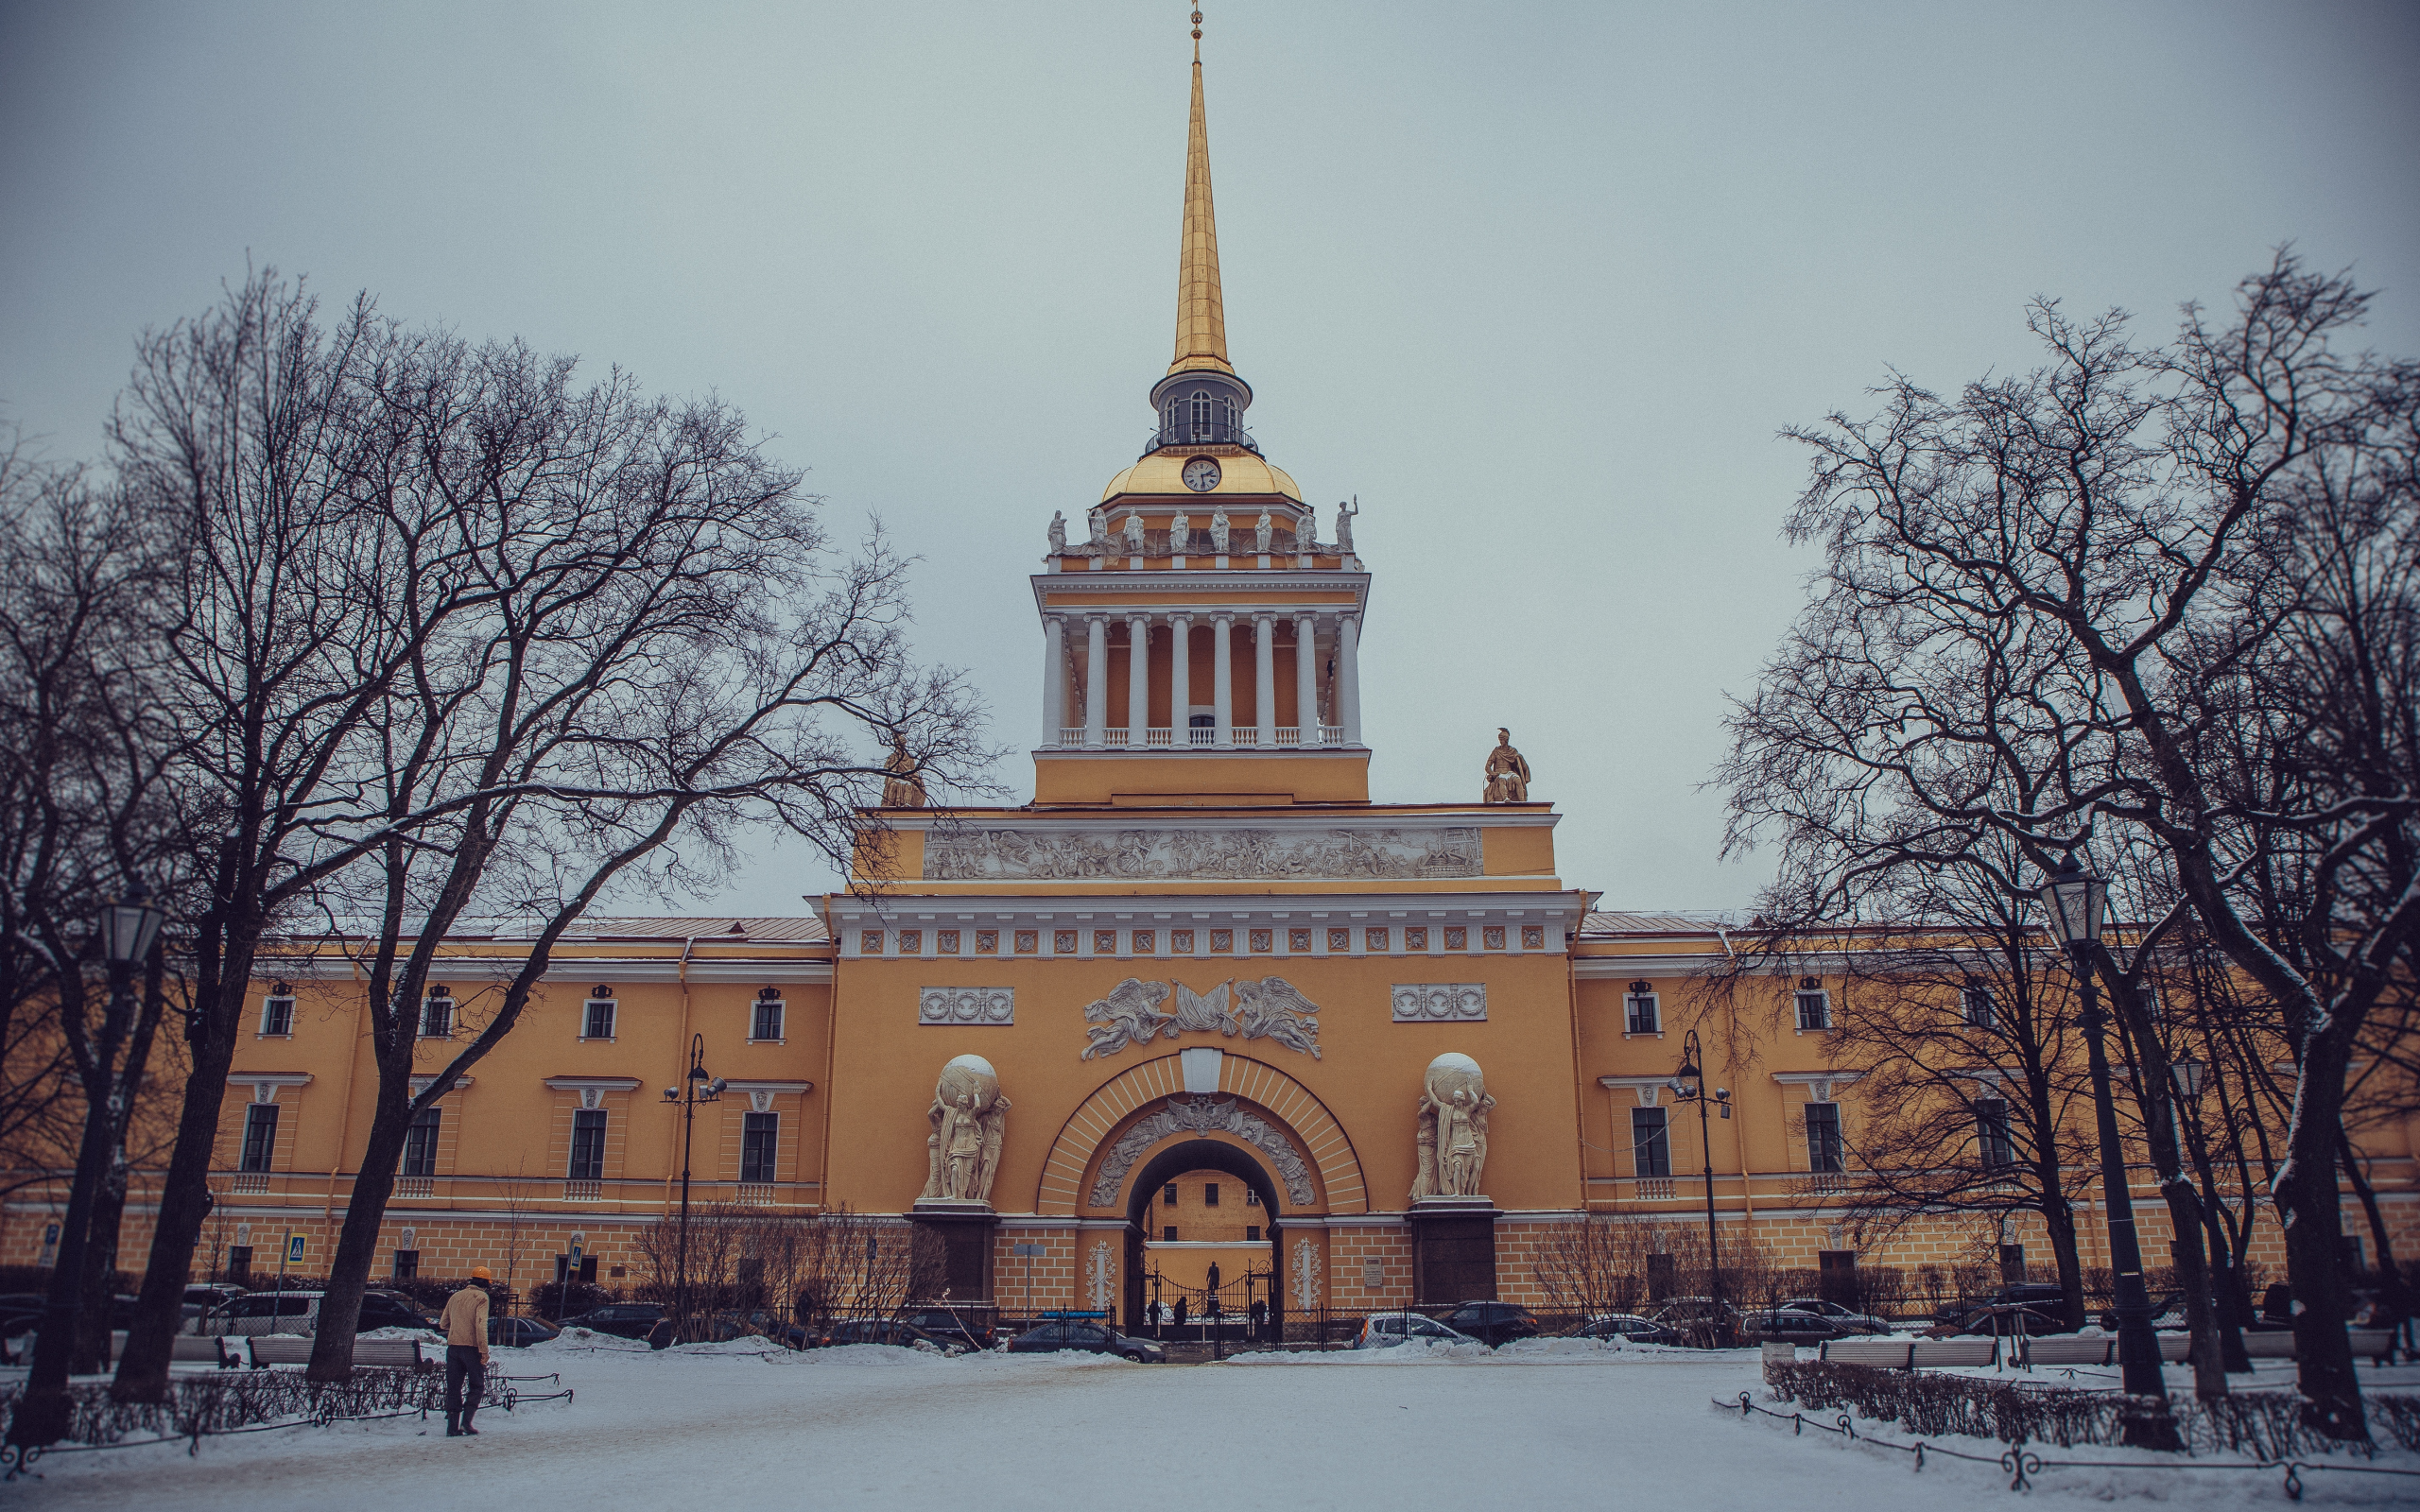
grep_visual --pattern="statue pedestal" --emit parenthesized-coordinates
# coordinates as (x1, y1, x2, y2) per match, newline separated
(910, 1200, 998, 1306)
(1408, 1197, 1498, 1305)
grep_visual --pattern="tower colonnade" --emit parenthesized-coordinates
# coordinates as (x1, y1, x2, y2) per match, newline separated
(1042, 609, 1359, 750)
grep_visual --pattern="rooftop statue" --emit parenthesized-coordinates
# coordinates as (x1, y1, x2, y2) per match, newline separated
(1334, 497, 1357, 553)
(881, 733, 927, 808)
(1123, 512, 1146, 553)
(1170, 511, 1190, 552)
(1210, 508, 1230, 553)
(1048, 510, 1066, 552)
(1090, 509, 1109, 546)
(1482, 728, 1530, 803)
(1254, 510, 1271, 553)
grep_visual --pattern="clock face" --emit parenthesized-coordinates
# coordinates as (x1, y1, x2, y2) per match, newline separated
(1182, 456, 1221, 492)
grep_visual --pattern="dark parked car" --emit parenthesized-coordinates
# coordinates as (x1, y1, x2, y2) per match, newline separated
(2098, 1292, 2187, 1332)
(355, 1292, 439, 1332)
(894, 1307, 996, 1351)
(1005, 1319, 1165, 1362)
(1935, 1283, 2066, 1329)
(822, 1318, 959, 1352)
(1927, 1302, 2066, 1338)
(1648, 1297, 1743, 1346)
(1562, 1314, 1685, 1346)
(1778, 1297, 1892, 1334)
(490, 1315, 561, 1348)
(559, 1302, 666, 1340)
(1739, 1307, 1852, 1343)
(1438, 1301, 1540, 1348)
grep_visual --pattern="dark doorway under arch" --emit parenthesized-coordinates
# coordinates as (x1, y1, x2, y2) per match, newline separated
(1121, 1137, 1286, 1340)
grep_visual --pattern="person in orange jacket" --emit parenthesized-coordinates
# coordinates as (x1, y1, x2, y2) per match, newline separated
(439, 1267, 494, 1436)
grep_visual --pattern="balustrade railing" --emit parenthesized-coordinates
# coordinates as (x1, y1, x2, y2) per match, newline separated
(562, 1179, 602, 1201)
(1634, 1177, 1676, 1200)
(1054, 724, 1352, 749)
(230, 1172, 270, 1194)
(735, 1182, 778, 1205)
(394, 1177, 435, 1198)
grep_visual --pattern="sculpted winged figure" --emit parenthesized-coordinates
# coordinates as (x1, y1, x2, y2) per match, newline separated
(1080, 978, 1175, 1059)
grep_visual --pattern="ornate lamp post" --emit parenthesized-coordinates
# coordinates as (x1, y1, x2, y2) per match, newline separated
(9, 885, 164, 1454)
(2036, 853, 2169, 1406)
(1668, 1027, 1731, 1337)
(660, 1034, 725, 1340)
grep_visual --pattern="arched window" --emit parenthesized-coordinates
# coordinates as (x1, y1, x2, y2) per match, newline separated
(1164, 398, 1181, 438)
(1191, 390, 1213, 437)
(1219, 396, 1236, 433)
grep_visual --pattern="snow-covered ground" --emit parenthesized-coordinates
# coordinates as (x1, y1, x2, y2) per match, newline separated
(9, 1335, 2416, 1508)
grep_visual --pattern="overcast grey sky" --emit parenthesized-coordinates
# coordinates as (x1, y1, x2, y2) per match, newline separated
(5, 1, 2416, 918)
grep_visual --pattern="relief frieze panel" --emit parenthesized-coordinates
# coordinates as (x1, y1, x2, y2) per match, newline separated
(922, 825, 1481, 882)
(1088, 1095, 1314, 1209)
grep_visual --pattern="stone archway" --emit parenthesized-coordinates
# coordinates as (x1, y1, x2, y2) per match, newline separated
(1033, 1048, 1367, 1218)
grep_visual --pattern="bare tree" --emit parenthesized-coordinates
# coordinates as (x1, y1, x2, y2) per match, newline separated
(1721, 254, 2415, 1435)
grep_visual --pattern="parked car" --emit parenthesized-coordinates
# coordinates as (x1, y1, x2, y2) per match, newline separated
(1934, 1283, 2067, 1331)
(824, 1317, 960, 1352)
(197, 1291, 321, 1336)
(2098, 1293, 2188, 1332)
(1006, 1319, 1164, 1362)
(1561, 1314, 1685, 1346)
(490, 1315, 562, 1349)
(1436, 1301, 1540, 1348)
(1738, 1307, 1852, 1343)
(727, 1310, 811, 1349)
(558, 1302, 667, 1340)
(894, 1307, 997, 1351)
(355, 1291, 440, 1333)
(182, 1282, 250, 1332)
(1647, 1297, 1742, 1346)
(1778, 1297, 1893, 1334)
(1927, 1301, 2066, 1338)
(1352, 1312, 1476, 1349)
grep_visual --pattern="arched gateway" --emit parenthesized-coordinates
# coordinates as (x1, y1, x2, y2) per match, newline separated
(1037, 1049, 1366, 1337)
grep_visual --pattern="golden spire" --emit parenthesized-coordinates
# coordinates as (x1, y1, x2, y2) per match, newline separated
(1168, 7, 1235, 377)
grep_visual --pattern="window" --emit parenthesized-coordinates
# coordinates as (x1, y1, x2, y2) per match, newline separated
(752, 991, 785, 1042)
(1245, 1187, 1260, 1207)
(741, 1111, 779, 1183)
(1795, 979, 1830, 1031)
(239, 1104, 279, 1173)
(226, 1246, 251, 1282)
(569, 1108, 607, 1181)
(1164, 1226, 1178, 1243)
(583, 996, 616, 1040)
(1631, 1107, 1670, 1178)
(420, 994, 454, 1039)
(259, 993, 295, 1037)
(391, 1249, 420, 1280)
(1164, 1182, 1179, 1206)
(1246, 1226, 1261, 1243)
(401, 1107, 441, 1177)
(1804, 1102, 1843, 1173)
(1191, 390, 1212, 436)
(1204, 1183, 1220, 1207)
(1961, 978, 1994, 1029)
(1975, 1099, 2014, 1168)
(2130, 983, 2163, 1024)
(1626, 983, 1660, 1035)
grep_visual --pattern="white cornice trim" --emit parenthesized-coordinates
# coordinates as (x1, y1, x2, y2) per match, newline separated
(251, 957, 832, 984)
(226, 1074, 313, 1089)
(1772, 1073, 1860, 1087)
(886, 810, 1553, 831)
(540, 1076, 642, 1092)
(407, 1075, 474, 1094)
(721, 1080, 813, 1094)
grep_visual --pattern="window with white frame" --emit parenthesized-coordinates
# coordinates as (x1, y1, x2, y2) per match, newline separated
(752, 988, 785, 1042)
(1625, 982, 1660, 1035)
(1975, 1098, 2015, 1168)
(239, 1104, 280, 1173)
(419, 989, 455, 1039)
(1961, 977, 1995, 1029)
(1804, 1101, 1844, 1173)
(583, 988, 615, 1040)
(2129, 982, 2162, 1024)
(1631, 1107, 1671, 1177)
(401, 1107, 441, 1177)
(568, 1108, 607, 1181)
(740, 1111, 778, 1183)
(1794, 978, 1831, 1032)
(259, 988, 295, 1037)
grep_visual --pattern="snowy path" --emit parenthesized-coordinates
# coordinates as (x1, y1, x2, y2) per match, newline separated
(11, 1340, 2411, 1508)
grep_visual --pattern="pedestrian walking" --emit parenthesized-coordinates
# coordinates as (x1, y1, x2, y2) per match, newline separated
(440, 1266, 494, 1436)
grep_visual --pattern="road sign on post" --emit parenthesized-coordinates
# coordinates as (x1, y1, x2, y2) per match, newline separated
(1011, 1242, 1044, 1326)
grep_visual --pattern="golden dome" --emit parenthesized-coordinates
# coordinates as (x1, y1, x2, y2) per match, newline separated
(1100, 451, 1302, 505)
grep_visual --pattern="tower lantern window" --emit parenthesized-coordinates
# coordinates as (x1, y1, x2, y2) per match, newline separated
(1192, 390, 1213, 436)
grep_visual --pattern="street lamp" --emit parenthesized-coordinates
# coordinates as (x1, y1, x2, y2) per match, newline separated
(1668, 1027, 1731, 1338)
(2035, 853, 2170, 1408)
(9, 883, 166, 1457)
(661, 1033, 725, 1341)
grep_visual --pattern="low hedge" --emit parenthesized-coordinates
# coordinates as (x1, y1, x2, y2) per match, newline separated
(1765, 1358, 2420, 1456)
(0, 1366, 462, 1450)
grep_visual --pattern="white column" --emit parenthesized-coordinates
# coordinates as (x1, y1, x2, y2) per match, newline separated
(1169, 614, 1192, 747)
(1253, 614, 1275, 748)
(1337, 612, 1362, 746)
(1084, 614, 1108, 748)
(1126, 614, 1150, 746)
(1294, 614, 1318, 741)
(1212, 613, 1235, 747)
(1043, 615, 1066, 746)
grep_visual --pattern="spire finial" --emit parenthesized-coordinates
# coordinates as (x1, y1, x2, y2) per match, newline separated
(1168, 9, 1234, 377)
